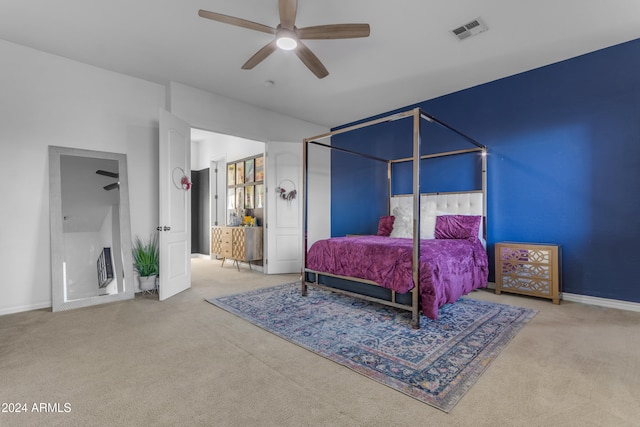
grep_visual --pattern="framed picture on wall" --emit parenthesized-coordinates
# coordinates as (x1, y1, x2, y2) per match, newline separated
(227, 188, 235, 209)
(245, 159, 254, 183)
(227, 164, 236, 186)
(255, 156, 264, 182)
(236, 161, 245, 184)
(256, 184, 264, 208)
(236, 187, 244, 210)
(245, 185, 254, 209)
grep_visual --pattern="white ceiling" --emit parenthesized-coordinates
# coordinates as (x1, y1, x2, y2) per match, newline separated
(2, 1, 639, 128)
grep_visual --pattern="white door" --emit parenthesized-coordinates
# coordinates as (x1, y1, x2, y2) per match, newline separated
(158, 108, 191, 300)
(265, 141, 303, 274)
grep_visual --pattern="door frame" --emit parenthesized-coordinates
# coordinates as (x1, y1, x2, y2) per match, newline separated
(209, 155, 226, 258)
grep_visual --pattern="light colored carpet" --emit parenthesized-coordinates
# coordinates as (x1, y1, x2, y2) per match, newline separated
(207, 283, 538, 412)
(1, 257, 639, 426)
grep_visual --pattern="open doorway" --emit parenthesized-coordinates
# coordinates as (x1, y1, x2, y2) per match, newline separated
(190, 128, 264, 261)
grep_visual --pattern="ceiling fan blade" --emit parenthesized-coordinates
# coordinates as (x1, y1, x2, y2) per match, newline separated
(96, 170, 119, 178)
(198, 9, 276, 35)
(279, 0, 297, 29)
(295, 42, 329, 79)
(298, 24, 370, 39)
(242, 40, 279, 70)
(103, 182, 119, 191)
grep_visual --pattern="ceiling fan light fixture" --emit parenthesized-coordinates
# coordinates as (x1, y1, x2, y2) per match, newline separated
(198, 1, 371, 78)
(276, 28, 298, 50)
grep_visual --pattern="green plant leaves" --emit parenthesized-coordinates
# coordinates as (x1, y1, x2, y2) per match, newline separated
(132, 234, 159, 277)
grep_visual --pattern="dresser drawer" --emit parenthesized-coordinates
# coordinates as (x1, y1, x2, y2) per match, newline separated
(220, 239, 233, 258)
(495, 242, 561, 304)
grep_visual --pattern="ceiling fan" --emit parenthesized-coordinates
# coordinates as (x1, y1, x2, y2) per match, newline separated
(96, 170, 119, 191)
(198, 0, 370, 79)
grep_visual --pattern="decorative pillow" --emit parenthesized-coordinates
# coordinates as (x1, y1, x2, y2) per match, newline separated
(434, 215, 481, 240)
(389, 206, 412, 238)
(377, 216, 395, 236)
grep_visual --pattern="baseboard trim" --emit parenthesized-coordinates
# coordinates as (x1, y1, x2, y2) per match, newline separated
(561, 293, 640, 313)
(485, 282, 640, 313)
(0, 301, 51, 316)
(6, 282, 635, 316)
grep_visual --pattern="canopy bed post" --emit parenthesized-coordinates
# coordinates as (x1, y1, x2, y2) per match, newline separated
(411, 108, 422, 329)
(482, 147, 488, 240)
(302, 138, 309, 295)
(387, 161, 392, 215)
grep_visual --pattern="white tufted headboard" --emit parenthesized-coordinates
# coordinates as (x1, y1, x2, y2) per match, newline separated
(389, 191, 485, 244)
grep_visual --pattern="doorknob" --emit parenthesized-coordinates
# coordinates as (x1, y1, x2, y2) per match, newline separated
(164, 226, 171, 231)
(156, 226, 172, 231)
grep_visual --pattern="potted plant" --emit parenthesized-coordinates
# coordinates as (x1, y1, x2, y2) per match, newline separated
(132, 234, 159, 292)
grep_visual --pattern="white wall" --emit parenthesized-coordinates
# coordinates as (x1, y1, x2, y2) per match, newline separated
(169, 82, 328, 144)
(170, 82, 332, 255)
(191, 133, 264, 171)
(0, 39, 331, 315)
(306, 141, 332, 246)
(0, 39, 165, 315)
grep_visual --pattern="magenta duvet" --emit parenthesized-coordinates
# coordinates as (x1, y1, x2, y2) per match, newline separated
(306, 235, 489, 319)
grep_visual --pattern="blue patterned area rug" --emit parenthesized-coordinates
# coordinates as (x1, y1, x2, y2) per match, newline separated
(206, 283, 537, 412)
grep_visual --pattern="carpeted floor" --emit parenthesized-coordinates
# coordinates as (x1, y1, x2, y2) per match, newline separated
(207, 282, 537, 412)
(1, 258, 639, 426)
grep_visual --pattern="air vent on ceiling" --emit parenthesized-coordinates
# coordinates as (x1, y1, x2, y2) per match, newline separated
(451, 17, 488, 41)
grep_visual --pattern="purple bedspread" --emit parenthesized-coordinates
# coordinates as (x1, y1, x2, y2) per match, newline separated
(306, 236, 489, 319)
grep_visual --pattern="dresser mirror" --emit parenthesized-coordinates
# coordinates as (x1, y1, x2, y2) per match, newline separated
(49, 146, 135, 311)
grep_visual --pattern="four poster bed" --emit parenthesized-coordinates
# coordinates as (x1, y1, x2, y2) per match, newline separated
(302, 108, 488, 329)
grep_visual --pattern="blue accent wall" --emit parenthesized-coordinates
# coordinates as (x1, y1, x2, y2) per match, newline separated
(330, 38, 640, 303)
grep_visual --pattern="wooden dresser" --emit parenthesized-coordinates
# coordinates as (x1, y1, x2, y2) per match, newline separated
(495, 242, 561, 304)
(211, 226, 263, 270)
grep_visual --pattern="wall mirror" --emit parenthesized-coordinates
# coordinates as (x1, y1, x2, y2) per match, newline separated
(49, 146, 135, 311)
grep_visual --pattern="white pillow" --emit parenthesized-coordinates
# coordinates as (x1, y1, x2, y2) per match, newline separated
(390, 193, 484, 244)
(389, 206, 412, 238)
